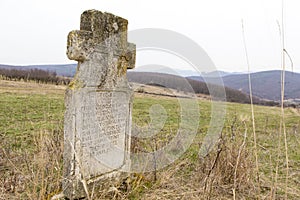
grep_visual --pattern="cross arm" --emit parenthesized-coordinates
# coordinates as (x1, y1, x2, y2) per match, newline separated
(67, 30, 94, 62)
(125, 43, 136, 69)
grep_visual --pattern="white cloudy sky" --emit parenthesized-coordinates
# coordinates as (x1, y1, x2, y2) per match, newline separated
(0, 0, 299, 72)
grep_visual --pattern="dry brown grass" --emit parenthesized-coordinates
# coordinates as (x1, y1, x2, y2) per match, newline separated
(0, 130, 63, 200)
(134, 130, 255, 200)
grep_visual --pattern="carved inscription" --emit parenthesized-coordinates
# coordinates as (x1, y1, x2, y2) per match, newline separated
(79, 91, 129, 177)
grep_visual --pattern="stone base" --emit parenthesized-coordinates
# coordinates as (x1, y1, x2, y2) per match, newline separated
(63, 171, 130, 199)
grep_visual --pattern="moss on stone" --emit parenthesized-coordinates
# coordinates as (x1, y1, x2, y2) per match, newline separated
(68, 79, 84, 90)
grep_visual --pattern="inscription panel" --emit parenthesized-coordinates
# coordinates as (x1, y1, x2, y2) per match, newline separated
(79, 90, 130, 178)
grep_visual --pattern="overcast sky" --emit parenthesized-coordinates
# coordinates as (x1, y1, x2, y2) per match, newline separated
(0, 0, 299, 72)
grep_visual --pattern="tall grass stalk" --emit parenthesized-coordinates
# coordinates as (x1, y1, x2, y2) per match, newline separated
(273, 1, 290, 199)
(241, 20, 260, 199)
(280, 1, 289, 199)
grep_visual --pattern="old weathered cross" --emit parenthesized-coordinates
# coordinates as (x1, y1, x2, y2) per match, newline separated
(63, 10, 135, 199)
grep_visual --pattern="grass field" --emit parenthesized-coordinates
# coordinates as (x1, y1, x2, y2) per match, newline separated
(0, 80, 300, 199)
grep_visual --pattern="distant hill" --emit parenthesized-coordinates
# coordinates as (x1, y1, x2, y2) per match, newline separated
(201, 70, 231, 77)
(1, 64, 297, 103)
(189, 70, 300, 101)
(128, 72, 277, 105)
(131, 65, 202, 77)
(0, 64, 77, 77)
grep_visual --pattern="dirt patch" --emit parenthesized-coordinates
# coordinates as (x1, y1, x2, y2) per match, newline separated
(131, 83, 210, 100)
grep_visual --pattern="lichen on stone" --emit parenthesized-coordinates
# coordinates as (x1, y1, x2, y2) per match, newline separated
(68, 78, 84, 90)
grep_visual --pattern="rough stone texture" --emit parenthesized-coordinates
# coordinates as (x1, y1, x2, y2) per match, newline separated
(63, 10, 135, 199)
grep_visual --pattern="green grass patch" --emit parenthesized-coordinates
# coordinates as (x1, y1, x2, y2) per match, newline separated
(1, 91, 300, 199)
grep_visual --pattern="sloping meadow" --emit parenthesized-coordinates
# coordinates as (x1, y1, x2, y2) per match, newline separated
(0, 81, 300, 199)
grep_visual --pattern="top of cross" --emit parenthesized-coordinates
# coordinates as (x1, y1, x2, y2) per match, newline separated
(66, 10, 135, 70)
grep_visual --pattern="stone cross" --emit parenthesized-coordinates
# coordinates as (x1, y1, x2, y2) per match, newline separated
(63, 10, 135, 199)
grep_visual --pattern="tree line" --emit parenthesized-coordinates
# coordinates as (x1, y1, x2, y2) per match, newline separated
(0, 68, 71, 85)
(128, 72, 279, 106)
